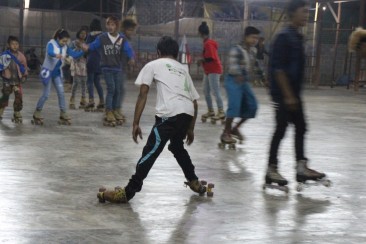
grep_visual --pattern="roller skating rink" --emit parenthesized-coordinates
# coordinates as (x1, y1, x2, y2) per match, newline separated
(0, 77, 365, 243)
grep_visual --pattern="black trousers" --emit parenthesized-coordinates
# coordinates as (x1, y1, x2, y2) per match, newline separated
(125, 114, 198, 200)
(268, 100, 307, 166)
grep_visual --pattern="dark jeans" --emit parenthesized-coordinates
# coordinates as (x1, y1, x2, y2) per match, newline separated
(268, 100, 307, 165)
(125, 114, 198, 201)
(87, 72, 104, 102)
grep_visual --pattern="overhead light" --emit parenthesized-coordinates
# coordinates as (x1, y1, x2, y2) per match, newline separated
(322, 6, 327, 11)
(25, 0, 30, 9)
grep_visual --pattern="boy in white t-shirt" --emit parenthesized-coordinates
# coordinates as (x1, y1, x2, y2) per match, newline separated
(97, 36, 207, 203)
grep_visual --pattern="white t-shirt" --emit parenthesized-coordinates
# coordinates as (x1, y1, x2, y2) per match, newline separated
(107, 33, 119, 44)
(135, 58, 200, 118)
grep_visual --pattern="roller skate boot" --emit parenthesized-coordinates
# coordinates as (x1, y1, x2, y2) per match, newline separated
(11, 111, 22, 124)
(97, 186, 128, 203)
(84, 99, 95, 112)
(95, 103, 105, 112)
(263, 164, 289, 193)
(0, 107, 4, 120)
(184, 179, 207, 196)
(69, 97, 76, 110)
(201, 109, 214, 123)
(79, 97, 87, 109)
(113, 109, 124, 125)
(218, 132, 236, 150)
(31, 109, 44, 125)
(58, 111, 71, 125)
(295, 160, 331, 192)
(211, 109, 225, 125)
(230, 127, 244, 144)
(103, 110, 116, 127)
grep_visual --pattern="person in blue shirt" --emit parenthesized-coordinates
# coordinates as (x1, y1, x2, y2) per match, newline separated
(33, 29, 84, 125)
(265, 0, 327, 187)
(82, 16, 135, 125)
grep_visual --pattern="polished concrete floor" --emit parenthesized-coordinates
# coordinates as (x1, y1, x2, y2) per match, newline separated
(0, 78, 365, 243)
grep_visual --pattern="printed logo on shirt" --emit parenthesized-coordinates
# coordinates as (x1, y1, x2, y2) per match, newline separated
(103, 44, 121, 56)
(166, 63, 185, 77)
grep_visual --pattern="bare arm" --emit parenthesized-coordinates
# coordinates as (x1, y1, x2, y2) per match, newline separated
(186, 100, 198, 145)
(132, 84, 149, 143)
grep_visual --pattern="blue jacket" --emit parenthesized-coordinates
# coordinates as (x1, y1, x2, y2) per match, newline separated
(46, 40, 84, 78)
(269, 26, 305, 101)
(86, 31, 102, 73)
(88, 32, 134, 72)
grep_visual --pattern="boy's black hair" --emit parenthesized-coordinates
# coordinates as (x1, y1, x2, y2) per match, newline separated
(7, 35, 19, 44)
(156, 36, 179, 59)
(122, 18, 137, 30)
(53, 28, 70, 40)
(76, 29, 87, 39)
(90, 19, 102, 32)
(198, 21, 209, 36)
(286, 0, 308, 18)
(244, 26, 260, 37)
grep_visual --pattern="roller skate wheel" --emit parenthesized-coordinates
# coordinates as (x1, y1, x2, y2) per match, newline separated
(296, 184, 303, 192)
(323, 180, 331, 187)
(200, 180, 207, 185)
(218, 143, 225, 149)
(97, 192, 106, 203)
(228, 144, 236, 150)
(208, 183, 215, 188)
(210, 119, 216, 125)
(207, 192, 214, 197)
(220, 119, 225, 125)
(201, 118, 207, 123)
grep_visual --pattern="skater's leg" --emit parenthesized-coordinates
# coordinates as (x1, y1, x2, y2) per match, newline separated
(87, 72, 95, 100)
(116, 72, 126, 110)
(53, 76, 66, 112)
(71, 75, 79, 99)
(0, 83, 12, 109)
(240, 82, 258, 119)
(168, 114, 198, 181)
(13, 84, 23, 112)
(203, 74, 213, 110)
(125, 117, 173, 200)
(36, 77, 52, 110)
(268, 102, 288, 166)
(103, 71, 115, 111)
(94, 72, 104, 103)
(112, 71, 122, 110)
(292, 102, 307, 162)
(208, 73, 224, 110)
(81, 76, 87, 99)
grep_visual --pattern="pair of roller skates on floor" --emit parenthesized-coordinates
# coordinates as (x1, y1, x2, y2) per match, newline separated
(263, 160, 331, 193)
(69, 97, 87, 110)
(97, 179, 214, 204)
(84, 99, 105, 112)
(201, 109, 225, 125)
(31, 110, 71, 125)
(0, 108, 23, 124)
(218, 128, 244, 150)
(103, 110, 125, 127)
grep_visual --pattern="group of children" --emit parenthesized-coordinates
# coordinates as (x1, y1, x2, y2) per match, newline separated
(0, 17, 137, 126)
(6, 0, 366, 203)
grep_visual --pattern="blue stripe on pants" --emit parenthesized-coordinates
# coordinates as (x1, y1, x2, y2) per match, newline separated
(138, 127, 161, 165)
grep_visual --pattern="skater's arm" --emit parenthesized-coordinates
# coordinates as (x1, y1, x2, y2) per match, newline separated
(66, 47, 84, 59)
(122, 39, 135, 66)
(186, 100, 197, 146)
(82, 36, 101, 52)
(132, 84, 149, 144)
